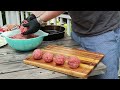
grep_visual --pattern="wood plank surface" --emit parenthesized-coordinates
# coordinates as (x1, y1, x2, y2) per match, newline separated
(0, 62, 106, 79)
(24, 45, 104, 79)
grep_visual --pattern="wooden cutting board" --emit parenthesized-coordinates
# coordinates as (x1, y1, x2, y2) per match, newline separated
(23, 45, 104, 79)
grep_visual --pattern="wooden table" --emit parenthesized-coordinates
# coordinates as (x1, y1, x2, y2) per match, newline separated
(0, 35, 106, 79)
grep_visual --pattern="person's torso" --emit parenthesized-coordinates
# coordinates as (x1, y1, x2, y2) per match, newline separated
(68, 11, 120, 36)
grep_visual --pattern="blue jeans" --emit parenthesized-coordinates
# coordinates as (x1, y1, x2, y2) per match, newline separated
(71, 29, 120, 79)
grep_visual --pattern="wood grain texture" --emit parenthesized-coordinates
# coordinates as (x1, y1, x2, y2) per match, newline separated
(0, 62, 106, 79)
(23, 45, 104, 79)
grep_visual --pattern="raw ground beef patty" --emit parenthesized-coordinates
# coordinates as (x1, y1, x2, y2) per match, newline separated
(42, 52, 54, 63)
(19, 25, 28, 33)
(68, 56, 81, 69)
(53, 54, 65, 65)
(10, 34, 38, 39)
(32, 49, 43, 60)
(20, 20, 29, 33)
(10, 34, 27, 39)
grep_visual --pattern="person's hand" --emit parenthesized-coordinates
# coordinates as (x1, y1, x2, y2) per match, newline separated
(22, 18, 41, 35)
(25, 14, 36, 22)
(21, 14, 36, 24)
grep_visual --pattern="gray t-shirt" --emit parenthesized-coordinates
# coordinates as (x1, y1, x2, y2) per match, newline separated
(68, 11, 120, 36)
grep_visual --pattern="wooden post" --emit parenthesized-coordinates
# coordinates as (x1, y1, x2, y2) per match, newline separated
(25, 11, 29, 18)
(5, 11, 10, 24)
(0, 11, 3, 26)
(10, 11, 17, 24)
(20, 11, 24, 22)
(16, 11, 20, 25)
(67, 19, 71, 36)
(51, 18, 57, 25)
(60, 17, 64, 25)
(47, 21, 51, 25)
(58, 14, 71, 36)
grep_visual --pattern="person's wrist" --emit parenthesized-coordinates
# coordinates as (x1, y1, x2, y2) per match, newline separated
(37, 17, 47, 27)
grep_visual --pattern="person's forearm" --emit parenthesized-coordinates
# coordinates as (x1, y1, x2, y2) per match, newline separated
(29, 11, 46, 17)
(38, 11, 64, 22)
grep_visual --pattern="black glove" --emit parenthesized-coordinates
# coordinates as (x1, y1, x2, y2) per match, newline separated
(21, 14, 36, 24)
(22, 18, 41, 35)
(25, 14, 36, 22)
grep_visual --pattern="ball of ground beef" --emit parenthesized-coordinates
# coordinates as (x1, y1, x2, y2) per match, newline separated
(32, 49, 43, 60)
(68, 56, 81, 69)
(42, 52, 54, 63)
(20, 20, 29, 33)
(53, 54, 65, 65)
(10, 34, 38, 39)
(20, 25, 28, 33)
(26, 34, 38, 38)
(10, 34, 27, 39)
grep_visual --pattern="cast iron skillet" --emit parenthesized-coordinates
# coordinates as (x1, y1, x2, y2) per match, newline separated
(41, 25, 65, 41)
